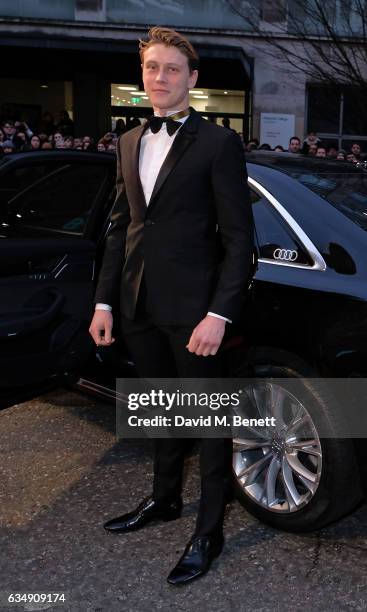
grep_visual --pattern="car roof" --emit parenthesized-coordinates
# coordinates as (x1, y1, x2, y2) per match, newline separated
(0, 150, 115, 167)
(247, 150, 366, 175)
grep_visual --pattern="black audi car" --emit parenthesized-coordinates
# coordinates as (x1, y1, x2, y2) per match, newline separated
(1, 149, 367, 533)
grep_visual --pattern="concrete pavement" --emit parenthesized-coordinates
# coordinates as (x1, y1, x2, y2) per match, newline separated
(1, 389, 367, 612)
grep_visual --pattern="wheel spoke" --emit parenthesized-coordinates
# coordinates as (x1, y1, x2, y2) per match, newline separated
(237, 451, 273, 484)
(265, 456, 281, 507)
(296, 473, 319, 495)
(285, 451, 317, 483)
(233, 437, 271, 451)
(287, 412, 314, 436)
(289, 439, 322, 458)
(268, 383, 287, 432)
(281, 455, 303, 506)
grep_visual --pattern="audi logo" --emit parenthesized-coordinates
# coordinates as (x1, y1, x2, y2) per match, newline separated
(273, 248, 298, 262)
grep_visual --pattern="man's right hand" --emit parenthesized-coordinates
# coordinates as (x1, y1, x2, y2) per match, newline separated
(89, 310, 115, 346)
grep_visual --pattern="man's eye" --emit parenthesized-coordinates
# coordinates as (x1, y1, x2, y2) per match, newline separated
(169, 67, 178, 72)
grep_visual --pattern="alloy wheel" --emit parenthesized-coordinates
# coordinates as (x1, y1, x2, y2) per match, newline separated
(232, 381, 322, 513)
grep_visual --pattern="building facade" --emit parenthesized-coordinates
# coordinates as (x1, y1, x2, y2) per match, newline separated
(0, 0, 366, 149)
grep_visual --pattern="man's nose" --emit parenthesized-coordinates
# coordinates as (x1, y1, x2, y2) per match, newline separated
(155, 69, 167, 82)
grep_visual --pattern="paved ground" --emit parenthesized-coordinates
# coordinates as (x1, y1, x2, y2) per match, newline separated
(1, 389, 367, 612)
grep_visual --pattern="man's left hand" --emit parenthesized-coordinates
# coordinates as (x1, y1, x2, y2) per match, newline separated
(186, 315, 226, 357)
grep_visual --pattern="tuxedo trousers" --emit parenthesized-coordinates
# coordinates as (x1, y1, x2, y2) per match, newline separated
(120, 279, 233, 537)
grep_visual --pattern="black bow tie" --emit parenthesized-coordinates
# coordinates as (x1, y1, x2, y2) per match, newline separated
(147, 116, 182, 136)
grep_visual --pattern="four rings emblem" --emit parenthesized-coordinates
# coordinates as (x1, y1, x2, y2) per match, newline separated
(273, 248, 298, 262)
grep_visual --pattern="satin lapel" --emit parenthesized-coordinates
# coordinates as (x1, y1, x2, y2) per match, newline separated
(148, 110, 200, 209)
(127, 124, 147, 213)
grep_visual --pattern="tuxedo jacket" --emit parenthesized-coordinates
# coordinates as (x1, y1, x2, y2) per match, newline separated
(94, 108, 254, 326)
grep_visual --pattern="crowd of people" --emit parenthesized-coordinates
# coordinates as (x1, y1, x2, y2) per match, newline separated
(0, 111, 143, 157)
(0, 111, 365, 165)
(244, 131, 366, 163)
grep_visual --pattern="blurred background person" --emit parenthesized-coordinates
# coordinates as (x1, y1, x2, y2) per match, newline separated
(350, 142, 363, 161)
(307, 143, 318, 156)
(64, 136, 74, 149)
(302, 130, 321, 153)
(289, 136, 301, 153)
(113, 118, 126, 137)
(56, 110, 74, 136)
(27, 134, 42, 151)
(82, 135, 95, 151)
(316, 146, 327, 157)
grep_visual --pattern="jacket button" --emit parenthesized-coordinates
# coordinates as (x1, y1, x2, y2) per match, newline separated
(145, 219, 155, 226)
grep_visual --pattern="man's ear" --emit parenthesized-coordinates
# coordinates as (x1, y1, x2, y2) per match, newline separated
(189, 69, 199, 89)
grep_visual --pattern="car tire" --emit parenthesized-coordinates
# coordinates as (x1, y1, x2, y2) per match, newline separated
(231, 349, 362, 532)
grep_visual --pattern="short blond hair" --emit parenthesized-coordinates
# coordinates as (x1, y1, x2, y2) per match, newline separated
(139, 26, 199, 73)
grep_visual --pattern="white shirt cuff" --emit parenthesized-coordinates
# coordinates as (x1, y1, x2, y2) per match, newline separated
(95, 303, 112, 311)
(207, 312, 232, 324)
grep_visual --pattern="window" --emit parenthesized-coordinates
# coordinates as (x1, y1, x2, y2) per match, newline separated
(307, 85, 341, 134)
(290, 170, 367, 232)
(307, 85, 367, 149)
(0, 161, 65, 212)
(251, 189, 312, 265)
(260, 0, 287, 23)
(5, 162, 110, 237)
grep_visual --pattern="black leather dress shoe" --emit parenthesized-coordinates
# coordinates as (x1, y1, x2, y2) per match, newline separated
(103, 495, 182, 533)
(167, 535, 224, 585)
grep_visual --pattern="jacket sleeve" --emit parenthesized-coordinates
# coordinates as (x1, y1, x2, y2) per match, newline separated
(93, 137, 131, 307)
(208, 131, 255, 322)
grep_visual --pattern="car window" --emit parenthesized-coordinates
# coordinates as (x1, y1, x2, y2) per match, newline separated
(251, 189, 313, 265)
(4, 163, 110, 237)
(0, 162, 66, 212)
(292, 171, 367, 232)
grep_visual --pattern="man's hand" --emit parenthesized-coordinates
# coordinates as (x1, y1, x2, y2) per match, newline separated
(89, 310, 115, 346)
(186, 315, 226, 357)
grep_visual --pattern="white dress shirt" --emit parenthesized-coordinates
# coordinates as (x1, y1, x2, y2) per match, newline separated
(96, 109, 230, 323)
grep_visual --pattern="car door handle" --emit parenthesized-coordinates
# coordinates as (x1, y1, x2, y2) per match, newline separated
(0, 289, 65, 339)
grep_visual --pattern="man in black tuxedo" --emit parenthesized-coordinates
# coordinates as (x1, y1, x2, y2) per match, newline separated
(89, 26, 254, 585)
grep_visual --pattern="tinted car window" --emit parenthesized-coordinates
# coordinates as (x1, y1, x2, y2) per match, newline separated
(4, 163, 109, 237)
(251, 189, 313, 265)
(0, 161, 65, 212)
(287, 170, 367, 232)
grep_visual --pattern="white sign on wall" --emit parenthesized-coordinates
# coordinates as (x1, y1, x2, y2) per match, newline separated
(260, 113, 296, 150)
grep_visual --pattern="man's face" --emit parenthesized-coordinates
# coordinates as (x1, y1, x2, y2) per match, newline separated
(351, 143, 361, 156)
(289, 139, 300, 153)
(308, 143, 317, 155)
(3, 123, 16, 137)
(142, 43, 198, 113)
(316, 148, 326, 157)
